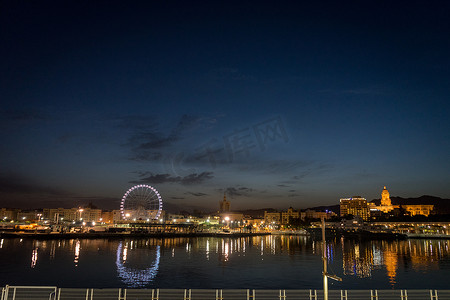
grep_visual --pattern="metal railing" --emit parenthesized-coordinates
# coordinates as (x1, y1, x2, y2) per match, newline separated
(1, 286, 450, 300)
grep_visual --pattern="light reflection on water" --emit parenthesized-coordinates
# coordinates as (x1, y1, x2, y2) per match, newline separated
(115, 241, 160, 287)
(0, 236, 449, 289)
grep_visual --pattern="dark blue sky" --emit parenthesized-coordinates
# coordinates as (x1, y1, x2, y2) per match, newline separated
(1, 1, 449, 211)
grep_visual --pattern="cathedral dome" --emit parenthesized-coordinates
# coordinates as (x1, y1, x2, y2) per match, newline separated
(381, 186, 391, 206)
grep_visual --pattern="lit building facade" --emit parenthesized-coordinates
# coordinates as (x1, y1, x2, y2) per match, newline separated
(371, 186, 434, 217)
(377, 186, 395, 213)
(0, 208, 19, 220)
(264, 211, 282, 224)
(281, 207, 299, 223)
(43, 207, 102, 222)
(300, 209, 335, 220)
(340, 197, 370, 221)
(403, 205, 434, 217)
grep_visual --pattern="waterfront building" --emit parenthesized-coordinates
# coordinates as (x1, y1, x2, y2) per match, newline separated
(300, 209, 335, 220)
(44, 208, 76, 222)
(216, 193, 244, 226)
(264, 211, 281, 224)
(101, 211, 114, 223)
(244, 217, 264, 227)
(43, 207, 102, 223)
(281, 207, 299, 224)
(17, 210, 43, 222)
(371, 186, 434, 217)
(265, 208, 334, 224)
(403, 205, 434, 217)
(0, 208, 19, 221)
(220, 212, 244, 225)
(340, 196, 370, 221)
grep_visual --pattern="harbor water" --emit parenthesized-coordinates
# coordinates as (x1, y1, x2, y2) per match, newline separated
(0, 236, 449, 289)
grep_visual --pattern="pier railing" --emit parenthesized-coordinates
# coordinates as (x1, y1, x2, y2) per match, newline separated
(1, 286, 450, 300)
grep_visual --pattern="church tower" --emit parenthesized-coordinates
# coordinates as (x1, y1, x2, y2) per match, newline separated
(381, 186, 391, 207)
(219, 193, 230, 212)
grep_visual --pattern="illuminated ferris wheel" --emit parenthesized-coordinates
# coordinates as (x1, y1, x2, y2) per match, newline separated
(120, 184, 163, 221)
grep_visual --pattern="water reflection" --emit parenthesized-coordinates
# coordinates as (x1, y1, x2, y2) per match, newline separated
(339, 239, 450, 286)
(74, 240, 80, 266)
(115, 241, 160, 288)
(31, 247, 38, 268)
(1, 236, 449, 288)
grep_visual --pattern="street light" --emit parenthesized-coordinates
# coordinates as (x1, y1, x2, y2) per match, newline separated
(322, 218, 342, 300)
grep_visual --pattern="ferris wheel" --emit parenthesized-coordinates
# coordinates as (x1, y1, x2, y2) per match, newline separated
(120, 184, 163, 220)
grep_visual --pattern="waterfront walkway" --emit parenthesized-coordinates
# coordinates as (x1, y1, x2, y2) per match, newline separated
(0, 231, 270, 239)
(2, 286, 450, 300)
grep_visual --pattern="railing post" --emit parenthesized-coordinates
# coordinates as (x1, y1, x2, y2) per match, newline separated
(216, 289, 223, 300)
(430, 290, 438, 300)
(49, 289, 56, 300)
(309, 289, 317, 300)
(184, 289, 191, 300)
(118, 288, 126, 300)
(279, 289, 286, 299)
(370, 290, 378, 300)
(247, 289, 255, 300)
(341, 290, 347, 300)
(57, 288, 61, 300)
(401, 289, 408, 300)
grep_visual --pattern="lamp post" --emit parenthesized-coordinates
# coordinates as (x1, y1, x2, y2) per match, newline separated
(322, 217, 342, 300)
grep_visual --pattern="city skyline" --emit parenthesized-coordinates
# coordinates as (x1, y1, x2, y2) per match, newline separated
(1, 1, 449, 211)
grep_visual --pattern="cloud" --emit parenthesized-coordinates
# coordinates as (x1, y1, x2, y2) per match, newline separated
(130, 172, 214, 185)
(185, 192, 208, 197)
(280, 163, 334, 184)
(218, 186, 254, 198)
(121, 114, 207, 161)
(180, 172, 214, 185)
(277, 184, 290, 188)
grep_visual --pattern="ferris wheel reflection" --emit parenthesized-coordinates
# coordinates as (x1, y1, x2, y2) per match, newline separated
(116, 241, 160, 287)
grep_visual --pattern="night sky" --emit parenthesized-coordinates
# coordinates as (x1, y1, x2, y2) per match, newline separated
(1, 1, 449, 212)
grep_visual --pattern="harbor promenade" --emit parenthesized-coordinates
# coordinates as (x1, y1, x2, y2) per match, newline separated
(0, 231, 270, 239)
